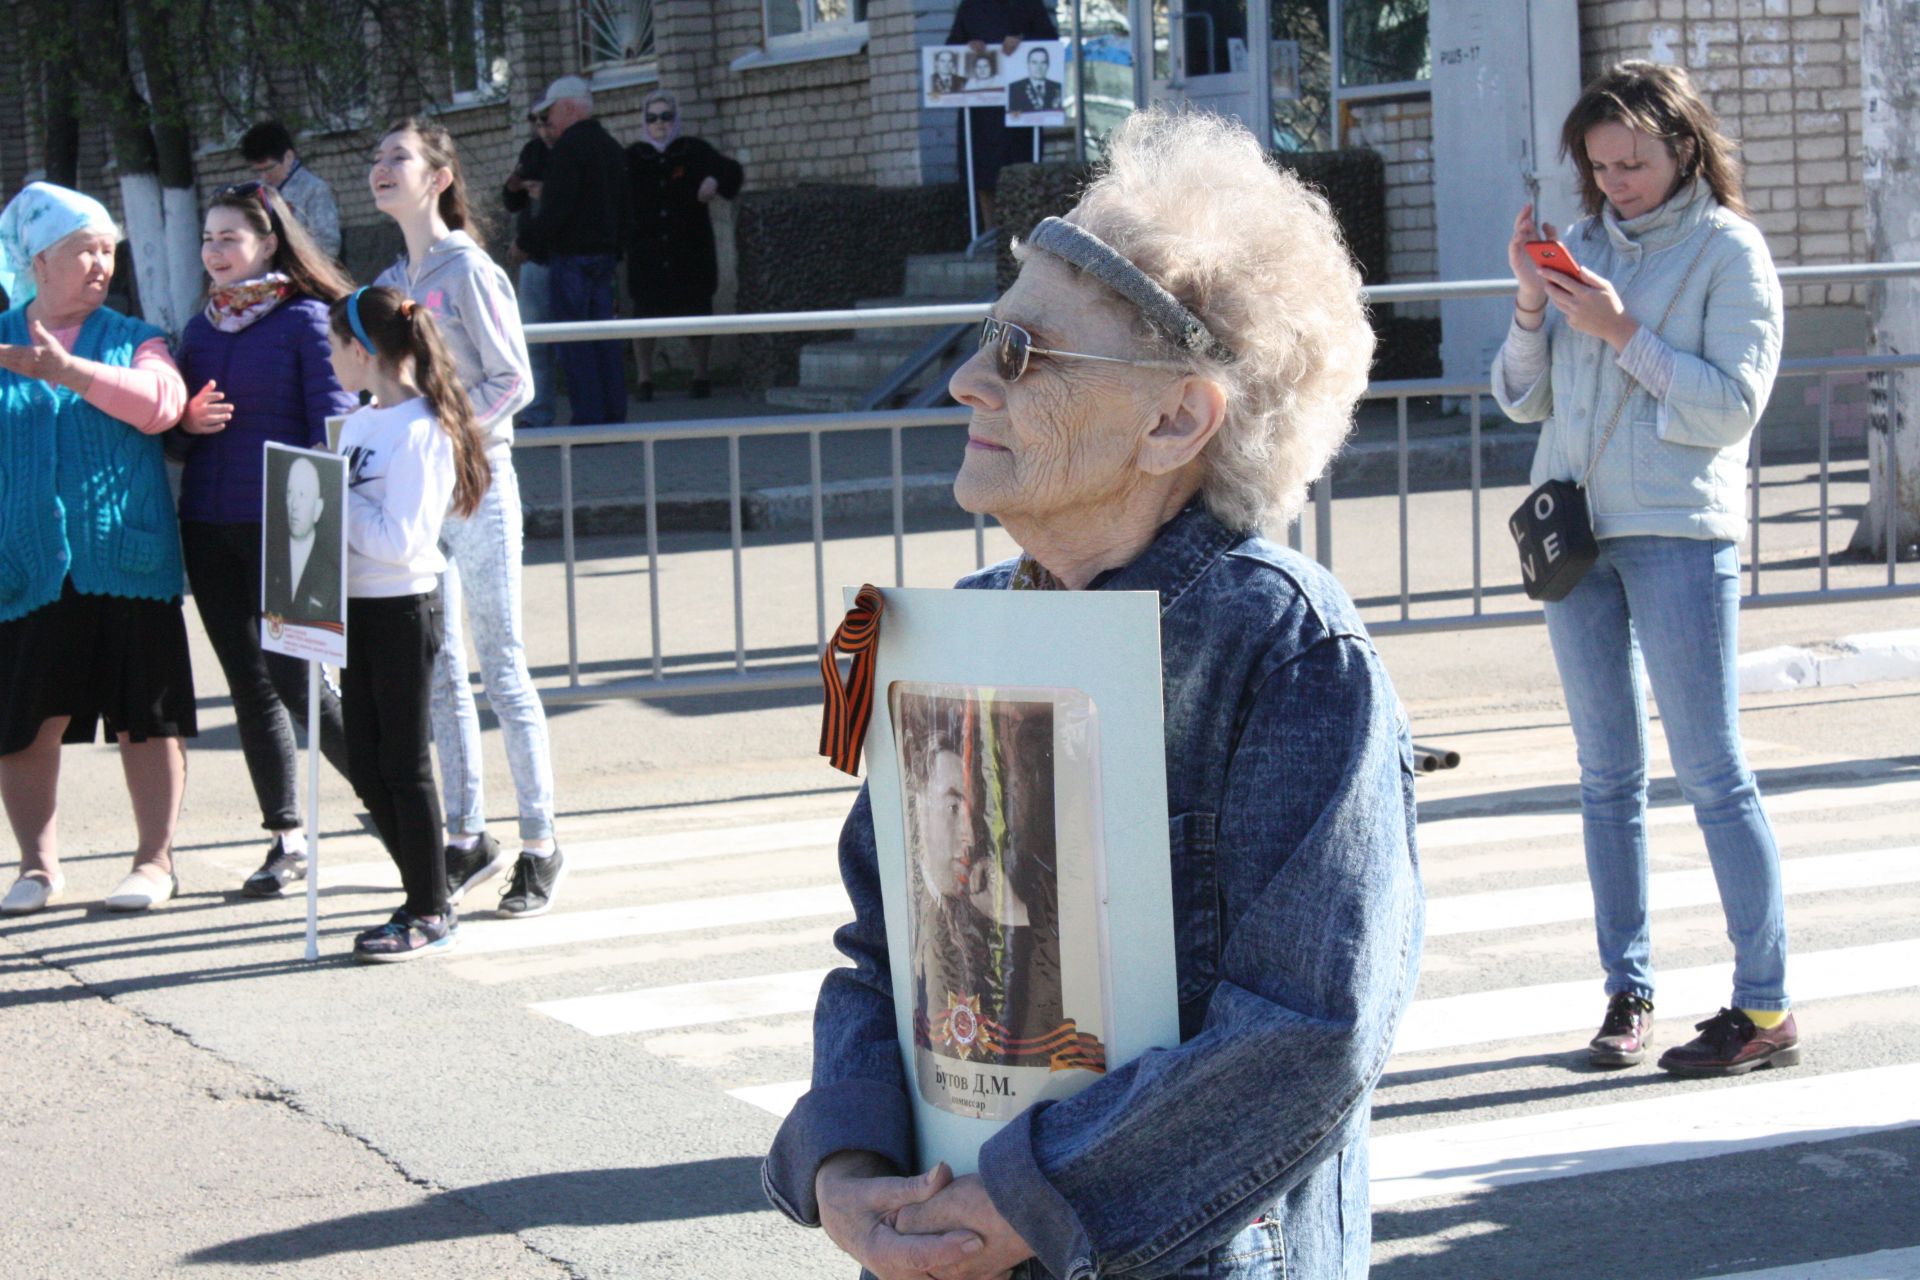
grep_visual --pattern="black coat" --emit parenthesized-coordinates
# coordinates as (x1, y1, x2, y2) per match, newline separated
(946, 0, 1057, 43)
(501, 137, 549, 242)
(516, 117, 629, 262)
(625, 137, 744, 315)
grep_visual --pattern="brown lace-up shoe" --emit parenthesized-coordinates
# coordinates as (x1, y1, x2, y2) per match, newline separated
(1657, 1008, 1800, 1077)
(1589, 992, 1655, 1067)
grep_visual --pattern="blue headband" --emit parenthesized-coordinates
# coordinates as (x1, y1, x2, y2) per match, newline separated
(346, 287, 377, 356)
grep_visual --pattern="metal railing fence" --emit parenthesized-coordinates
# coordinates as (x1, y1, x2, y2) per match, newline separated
(514, 263, 1920, 703)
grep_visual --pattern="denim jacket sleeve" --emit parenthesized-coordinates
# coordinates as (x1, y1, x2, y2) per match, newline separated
(762, 787, 917, 1223)
(977, 633, 1422, 1279)
(1653, 223, 1783, 451)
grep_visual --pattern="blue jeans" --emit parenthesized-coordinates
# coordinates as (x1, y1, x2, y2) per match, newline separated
(429, 451, 556, 842)
(1544, 536, 1789, 1011)
(516, 259, 556, 429)
(548, 253, 626, 427)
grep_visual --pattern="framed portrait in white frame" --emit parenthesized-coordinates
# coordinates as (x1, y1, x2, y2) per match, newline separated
(859, 586, 1179, 1174)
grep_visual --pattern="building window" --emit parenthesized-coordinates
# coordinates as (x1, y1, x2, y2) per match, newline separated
(582, 0, 656, 71)
(451, 0, 510, 102)
(764, 0, 869, 44)
(1270, 0, 1427, 152)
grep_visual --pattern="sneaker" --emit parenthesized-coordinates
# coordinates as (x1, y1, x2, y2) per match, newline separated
(241, 836, 308, 898)
(353, 909, 457, 963)
(1589, 992, 1655, 1067)
(1657, 1008, 1800, 1077)
(497, 846, 566, 918)
(444, 833, 508, 907)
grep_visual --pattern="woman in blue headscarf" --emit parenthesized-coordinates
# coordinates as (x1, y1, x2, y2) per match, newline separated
(0, 182, 195, 916)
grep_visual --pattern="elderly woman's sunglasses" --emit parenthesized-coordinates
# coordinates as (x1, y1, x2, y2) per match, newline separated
(979, 316, 1186, 383)
(645, 109, 676, 123)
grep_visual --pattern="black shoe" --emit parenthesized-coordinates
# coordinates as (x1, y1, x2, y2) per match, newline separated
(444, 833, 508, 907)
(1588, 992, 1654, 1067)
(497, 846, 566, 918)
(1658, 1008, 1801, 1077)
(635, 381, 654, 403)
(241, 836, 308, 898)
(688, 377, 712, 400)
(353, 908, 457, 963)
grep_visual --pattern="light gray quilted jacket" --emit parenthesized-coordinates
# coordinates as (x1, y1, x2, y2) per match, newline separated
(1491, 180, 1783, 542)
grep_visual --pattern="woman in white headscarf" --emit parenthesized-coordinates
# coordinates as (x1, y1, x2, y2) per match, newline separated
(0, 182, 194, 916)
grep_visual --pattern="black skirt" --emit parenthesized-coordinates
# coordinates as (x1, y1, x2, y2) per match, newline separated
(0, 578, 198, 756)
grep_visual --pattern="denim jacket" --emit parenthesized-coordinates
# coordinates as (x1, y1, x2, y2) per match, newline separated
(763, 502, 1425, 1278)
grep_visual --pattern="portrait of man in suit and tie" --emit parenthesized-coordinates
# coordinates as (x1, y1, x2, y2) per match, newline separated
(263, 452, 344, 629)
(1007, 45, 1064, 114)
(928, 48, 968, 97)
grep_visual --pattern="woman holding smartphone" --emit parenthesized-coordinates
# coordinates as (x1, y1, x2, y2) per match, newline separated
(1492, 61, 1790, 1077)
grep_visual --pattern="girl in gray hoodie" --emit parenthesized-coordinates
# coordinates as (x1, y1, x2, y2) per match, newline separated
(370, 117, 564, 918)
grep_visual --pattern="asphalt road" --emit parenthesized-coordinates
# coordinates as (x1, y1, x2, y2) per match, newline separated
(3, 487, 1918, 1277)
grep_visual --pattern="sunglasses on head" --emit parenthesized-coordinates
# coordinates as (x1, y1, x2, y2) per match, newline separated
(217, 181, 284, 233)
(978, 316, 1187, 383)
(645, 109, 676, 123)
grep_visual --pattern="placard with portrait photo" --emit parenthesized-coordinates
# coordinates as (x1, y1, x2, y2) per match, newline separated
(858, 586, 1179, 1174)
(260, 442, 348, 665)
(1002, 39, 1068, 127)
(921, 43, 1010, 108)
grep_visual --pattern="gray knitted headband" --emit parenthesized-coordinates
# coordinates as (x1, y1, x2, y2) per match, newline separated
(1025, 216, 1235, 364)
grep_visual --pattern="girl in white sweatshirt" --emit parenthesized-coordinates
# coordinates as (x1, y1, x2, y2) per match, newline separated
(327, 286, 490, 962)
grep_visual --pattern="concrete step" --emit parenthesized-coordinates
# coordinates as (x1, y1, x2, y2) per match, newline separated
(903, 252, 999, 298)
(853, 295, 986, 343)
(798, 337, 944, 389)
(762, 384, 869, 412)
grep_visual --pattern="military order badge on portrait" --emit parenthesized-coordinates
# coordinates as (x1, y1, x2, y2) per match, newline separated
(855, 587, 1180, 1173)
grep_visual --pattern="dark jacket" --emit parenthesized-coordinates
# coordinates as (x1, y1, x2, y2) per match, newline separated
(626, 137, 744, 305)
(947, 0, 1058, 43)
(1009, 76, 1063, 112)
(517, 117, 629, 261)
(176, 297, 358, 526)
(264, 526, 342, 625)
(502, 137, 549, 242)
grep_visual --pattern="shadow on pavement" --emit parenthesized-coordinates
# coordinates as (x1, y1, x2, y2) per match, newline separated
(185, 1158, 770, 1264)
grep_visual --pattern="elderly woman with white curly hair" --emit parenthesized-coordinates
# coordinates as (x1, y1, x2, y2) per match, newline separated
(762, 109, 1423, 1280)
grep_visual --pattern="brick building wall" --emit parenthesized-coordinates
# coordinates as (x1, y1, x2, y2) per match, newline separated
(1348, 99, 1437, 316)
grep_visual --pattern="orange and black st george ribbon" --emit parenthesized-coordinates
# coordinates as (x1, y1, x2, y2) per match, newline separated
(819, 585, 885, 776)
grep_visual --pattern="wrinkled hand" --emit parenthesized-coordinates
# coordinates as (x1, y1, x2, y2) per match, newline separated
(1543, 266, 1639, 352)
(816, 1155, 986, 1280)
(0, 318, 85, 391)
(893, 1173, 1033, 1280)
(1002, 35, 1022, 55)
(181, 379, 232, 435)
(1507, 202, 1554, 314)
(524, 180, 544, 202)
(697, 175, 720, 204)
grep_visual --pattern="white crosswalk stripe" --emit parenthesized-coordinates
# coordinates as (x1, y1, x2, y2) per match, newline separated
(421, 759, 1920, 1273)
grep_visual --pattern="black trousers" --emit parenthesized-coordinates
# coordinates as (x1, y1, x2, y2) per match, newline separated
(181, 521, 349, 831)
(343, 591, 447, 917)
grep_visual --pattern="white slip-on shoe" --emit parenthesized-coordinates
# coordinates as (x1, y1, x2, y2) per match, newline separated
(1, 873, 65, 916)
(103, 869, 177, 912)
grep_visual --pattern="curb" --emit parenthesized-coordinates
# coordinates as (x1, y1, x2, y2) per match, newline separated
(1738, 630, 1920, 694)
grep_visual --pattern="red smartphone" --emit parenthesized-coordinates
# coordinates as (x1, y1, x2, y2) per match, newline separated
(1525, 238, 1584, 279)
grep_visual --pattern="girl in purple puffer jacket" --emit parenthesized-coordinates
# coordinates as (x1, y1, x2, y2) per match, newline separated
(175, 182, 360, 897)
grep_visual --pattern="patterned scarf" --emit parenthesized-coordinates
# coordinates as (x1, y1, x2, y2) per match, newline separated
(205, 273, 293, 333)
(1009, 556, 1070, 591)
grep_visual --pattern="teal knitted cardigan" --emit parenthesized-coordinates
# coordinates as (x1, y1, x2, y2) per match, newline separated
(0, 304, 184, 623)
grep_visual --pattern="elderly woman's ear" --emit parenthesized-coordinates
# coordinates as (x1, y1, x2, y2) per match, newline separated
(1136, 373, 1229, 478)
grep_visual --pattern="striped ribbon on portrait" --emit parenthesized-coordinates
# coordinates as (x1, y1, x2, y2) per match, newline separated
(819, 584, 886, 775)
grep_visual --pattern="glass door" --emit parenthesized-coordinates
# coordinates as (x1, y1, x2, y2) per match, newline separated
(1144, 0, 1256, 131)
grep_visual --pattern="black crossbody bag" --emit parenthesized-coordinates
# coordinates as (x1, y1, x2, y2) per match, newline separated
(1509, 229, 1715, 602)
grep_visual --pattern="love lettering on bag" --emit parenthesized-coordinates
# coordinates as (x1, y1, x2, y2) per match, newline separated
(1507, 223, 1717, 602)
